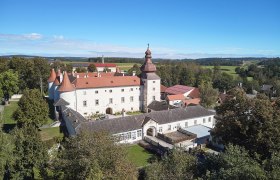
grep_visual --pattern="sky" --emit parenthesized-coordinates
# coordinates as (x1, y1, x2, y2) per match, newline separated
(0, 0, 279, 59)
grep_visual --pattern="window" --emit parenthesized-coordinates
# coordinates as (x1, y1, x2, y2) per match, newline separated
(153, 81, 155, 83)
(153, 96, 156, 100)
(168, 125, 171, 130)
(109, 90, 112, 93)
(208, 117, 212, 122)
(109, 98, 113, 104)
(130, 88, 133, 91)
(131, 107, 133, 111)
(96, 111, 99, 114)
(130, 96, 134, 102)
(120, 133, 124, 141)
(121, 89, 124, 92)
(95, 99, 99, 106)
(128, 132, 131, 139)
(177, 123, 181, 129)
(153, 87, 155, 91)
(121, 97, 125, 103)
(137, 130, 142, 137)
(185, 122, 188, 127)
(194, 120, 197, 125)
(159, 127, 162, 133)
(132, 132, 136, 140)
(95, 90, 98, 94)
(83, 101, 87, 107)
(83, 91, 86, 95)
(203, 118, 206, 123)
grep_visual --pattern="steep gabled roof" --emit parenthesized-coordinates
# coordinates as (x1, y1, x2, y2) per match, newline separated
(47, 69, 56, 82)
(58, 72, 75, 92)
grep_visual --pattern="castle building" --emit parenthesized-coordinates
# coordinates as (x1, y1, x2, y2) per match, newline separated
(48, 47, 161, 116)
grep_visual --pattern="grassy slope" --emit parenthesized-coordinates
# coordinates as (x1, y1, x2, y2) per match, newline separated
(127, 144, 153, 167)
(39, 127, 63, 141)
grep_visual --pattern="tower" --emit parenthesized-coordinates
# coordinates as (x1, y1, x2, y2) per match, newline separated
(47, 69, 56, 100)
(58, 71, 76, 110)
(140, 45, 161, 112)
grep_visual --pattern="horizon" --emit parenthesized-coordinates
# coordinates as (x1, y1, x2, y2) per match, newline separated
(1, 0, 279, 59)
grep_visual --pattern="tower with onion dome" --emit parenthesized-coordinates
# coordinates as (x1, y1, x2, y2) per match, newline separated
(140, 45, 161, 112)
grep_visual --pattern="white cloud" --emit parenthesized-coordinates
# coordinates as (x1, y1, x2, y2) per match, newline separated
(53, 35, 64, 40)
(0, 33, 42, 40)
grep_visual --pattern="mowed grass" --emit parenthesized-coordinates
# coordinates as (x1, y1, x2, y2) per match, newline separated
(127, 144, 153, 167)
(2, 101, 18, 124)
(40, 127, 63, 141)
(202, 66, 239, 78)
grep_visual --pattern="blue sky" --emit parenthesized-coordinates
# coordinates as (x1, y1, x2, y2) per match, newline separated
(0, 0, 279, 58)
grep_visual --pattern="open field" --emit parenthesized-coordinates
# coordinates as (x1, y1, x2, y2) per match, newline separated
(127, 144, 153, 167)
(202, 66, 239, 78)
(116, 63, 140, 71)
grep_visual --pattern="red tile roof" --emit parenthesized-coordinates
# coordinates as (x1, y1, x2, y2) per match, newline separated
(165, 85, 194, 95)
(161, 85, 167, 93)
(183, 98, 201, 106)
(167, 94, 185, 101)
(94, 63, 116, 67)
(72, 72, 116, 78)
(47, 69, 56, 82)
(73, 76, 140, 89)
(58, 72, 75, 92)
(189, 88, 200, 98)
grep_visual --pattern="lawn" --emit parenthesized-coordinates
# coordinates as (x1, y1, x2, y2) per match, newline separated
(116, 63, 140, 71)
(202, 66, 239, 78)
(2, 101, 18, 124)
(39, 127, 63, 141)
(127, 144, 153, 167)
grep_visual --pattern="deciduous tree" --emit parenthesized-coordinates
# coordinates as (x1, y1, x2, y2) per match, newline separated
(199, 81, 219, 108)
(53, 131, 137, 180)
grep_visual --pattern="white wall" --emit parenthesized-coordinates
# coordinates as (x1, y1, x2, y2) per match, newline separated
(96, 67, 116, 72)
(48, 82, 54, 100)
(60, 91, 76, 110)
(114, 129, 143, 143)
(146, 79, 161, 106)
(74, 85, 142, 116)
(157, 115, 215, 134)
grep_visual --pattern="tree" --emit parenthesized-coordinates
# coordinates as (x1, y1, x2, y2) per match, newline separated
(199, 81, 219, 108)
(127, 64, 141, 76)
(0, 130, 14, 178)
(180, 67, 196, 86)
(212, 88, 280, 159)
(87, 64, 97, 72)
(76, 67, 87, 73)
(53, 131, 137, 179)
(213, 72, 234, 92)
(144, 149, 197, 180)
(0, 70, 19, 101)
(200, 144, 266, 179)
(264, 151, 280, 179)
(103, 67, 110, 72)
(14, 89, 49, 128)
(6, 125, 48, 179)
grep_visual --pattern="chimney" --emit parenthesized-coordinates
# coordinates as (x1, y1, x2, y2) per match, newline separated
(132, 71, 136, 76)
(97, 72, 100, 77)
(77, 74, 79, 78)
(102, 55, 104, 64)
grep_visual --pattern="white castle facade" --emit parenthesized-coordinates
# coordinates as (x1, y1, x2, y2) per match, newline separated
(48, 48, 161, 117)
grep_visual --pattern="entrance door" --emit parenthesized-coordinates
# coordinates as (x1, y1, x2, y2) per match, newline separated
(106, 107, 112, 114)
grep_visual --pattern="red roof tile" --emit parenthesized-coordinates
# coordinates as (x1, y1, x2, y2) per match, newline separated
(167, 94, 185, 101)
(74, 76, 140, 89)
(183, 98, 201, 106)
(165, 85, 194, 95)
(58, 72, 75, 92)
(94, 63, 116, 67)
(47, 69, 56, 82)
(189, 88, 200, 98)
(72, 72, 116, 78)
(161, 85, 167, 93)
